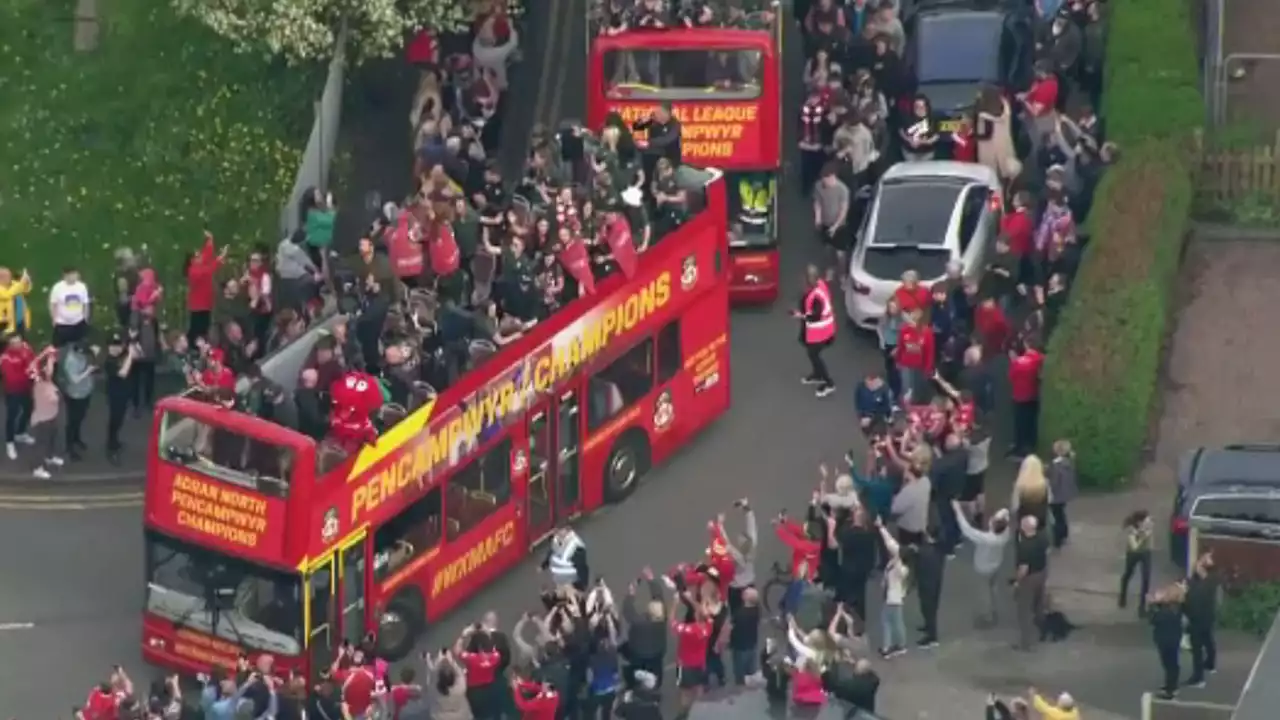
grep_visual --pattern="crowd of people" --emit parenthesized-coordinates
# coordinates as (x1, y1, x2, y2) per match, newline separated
(24, 0, 1229, 717)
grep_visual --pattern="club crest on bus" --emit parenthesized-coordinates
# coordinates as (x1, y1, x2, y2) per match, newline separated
(654, 390, 674, 431)
(681, 255, 698, 290)
(321, 507, 340, 544)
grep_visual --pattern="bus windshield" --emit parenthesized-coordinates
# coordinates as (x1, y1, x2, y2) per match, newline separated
(158, 408, 294, 498)
(604, 48, 763, 101)
(144, 530, 302, 655)
(727, 171, 775, 247)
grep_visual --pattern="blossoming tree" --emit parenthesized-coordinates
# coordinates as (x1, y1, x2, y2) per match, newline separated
(171, 0, 517, 64)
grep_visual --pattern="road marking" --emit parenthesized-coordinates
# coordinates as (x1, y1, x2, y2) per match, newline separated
(0, 622, 36, 631)
(0, 490, 143, 511)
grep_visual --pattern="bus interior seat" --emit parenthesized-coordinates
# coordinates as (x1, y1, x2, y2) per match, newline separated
(469, 339, 497, 369)
(377, 404, 408, 430)
(317, 441, 352, 477)
(409, 381, 437, 411)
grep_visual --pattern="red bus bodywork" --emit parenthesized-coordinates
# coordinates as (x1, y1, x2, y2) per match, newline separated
(142, 171, 732, 679)
(587, 27, 782, 304)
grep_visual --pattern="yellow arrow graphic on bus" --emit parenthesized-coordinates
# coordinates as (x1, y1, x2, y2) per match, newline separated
(345, 399, 438, 482)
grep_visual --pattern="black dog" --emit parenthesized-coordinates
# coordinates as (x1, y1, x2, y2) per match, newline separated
(1038, 609, 1079, 641)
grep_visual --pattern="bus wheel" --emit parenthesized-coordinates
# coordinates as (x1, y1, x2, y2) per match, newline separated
(603, 431, 649, 504)
(377, 593, 423, 661)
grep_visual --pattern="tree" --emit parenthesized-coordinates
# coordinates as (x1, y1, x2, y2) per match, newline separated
(172, 0, 518, 65)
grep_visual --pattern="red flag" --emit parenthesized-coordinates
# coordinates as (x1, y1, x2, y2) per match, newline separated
(558, 238, 595, 295)
(603, 214, 637, 278)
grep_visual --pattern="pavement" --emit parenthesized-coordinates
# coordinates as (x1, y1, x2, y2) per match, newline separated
(0, 3, 1265, 719)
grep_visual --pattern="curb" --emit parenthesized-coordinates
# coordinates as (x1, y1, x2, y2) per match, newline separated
(0, 469, 145, 489)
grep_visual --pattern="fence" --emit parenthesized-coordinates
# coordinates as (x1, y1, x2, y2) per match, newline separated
(279, 25, 349, 238)
(1192, 129, 1280, 210)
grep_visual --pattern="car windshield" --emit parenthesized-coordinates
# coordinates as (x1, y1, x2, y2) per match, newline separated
(145, 530, 302, 655)
(604, 49, 763, 101)
(158, 409, 294, 498)
(916, 14, 1003, 84)
(870, 182, 961, 247)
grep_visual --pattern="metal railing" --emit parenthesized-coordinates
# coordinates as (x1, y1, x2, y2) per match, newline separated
(279, 24, 350, 238)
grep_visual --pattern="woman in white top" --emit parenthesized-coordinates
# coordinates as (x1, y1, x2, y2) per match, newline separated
(49, 267, 91, 346)
(875, 518, 909, 657)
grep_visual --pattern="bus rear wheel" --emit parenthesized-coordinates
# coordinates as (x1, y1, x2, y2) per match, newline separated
(603, 432, 649, 504)
(377, 593, 423, 661)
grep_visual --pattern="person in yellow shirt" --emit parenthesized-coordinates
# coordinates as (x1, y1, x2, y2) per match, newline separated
(0, 267, 32, 335)
(1029, 688, 1080, 720)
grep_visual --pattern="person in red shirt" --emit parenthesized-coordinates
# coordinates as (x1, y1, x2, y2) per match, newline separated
(455, 625, 503, 718)
(199, 348, 236, 392)
(1018, 60, 1060, 155)
(84, 683, 120, 720)
(893, 311, 935, 402)
(184, 232, 226, 344)
(774, 505, 821, 619)
(1008, 340, 1046, 457)
(1000, 191, 1035, 262)
(334, 655, 378, 720)
(951, 116, 977, 163)
(1, 332, 36, 458)
(672, 604, 713, 712)
(892, 271, 931, 316)
(973, 295, 1011, 358)
(511, 678, 559, 720)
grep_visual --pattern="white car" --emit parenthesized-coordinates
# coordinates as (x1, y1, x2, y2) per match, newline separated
(843, 161, 1003, 329)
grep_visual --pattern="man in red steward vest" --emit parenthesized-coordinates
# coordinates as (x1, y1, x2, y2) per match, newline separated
(792, 264, 836, 398)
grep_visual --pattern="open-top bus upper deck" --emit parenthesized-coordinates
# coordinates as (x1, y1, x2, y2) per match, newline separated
(142, 167, 731, 672)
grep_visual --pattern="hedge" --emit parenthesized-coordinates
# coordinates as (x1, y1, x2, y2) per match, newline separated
(1037, 0, 1203, 488)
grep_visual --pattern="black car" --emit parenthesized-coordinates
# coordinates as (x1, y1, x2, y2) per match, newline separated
(1170, 444, 1280, 568)
(903, 5, 1034, 136)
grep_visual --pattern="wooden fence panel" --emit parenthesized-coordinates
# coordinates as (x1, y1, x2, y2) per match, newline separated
(1195, 129, 1280, 209)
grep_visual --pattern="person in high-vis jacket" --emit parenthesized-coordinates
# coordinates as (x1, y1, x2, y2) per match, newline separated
(737, 175, 774, 235)
(792, 264, 836, 397)
(542, 526, 589, 591)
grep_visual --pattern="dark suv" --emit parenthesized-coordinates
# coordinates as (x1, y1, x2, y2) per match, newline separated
(1171, 444, 1280, 568)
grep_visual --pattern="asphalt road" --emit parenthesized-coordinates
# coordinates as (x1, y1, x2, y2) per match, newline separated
(0, 4, 1260, 719)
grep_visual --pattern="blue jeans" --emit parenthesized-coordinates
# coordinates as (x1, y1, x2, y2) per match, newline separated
(783, 579, 806, 618)
(880, 603, 906, 650)
(731, 648, 759, 684)
(898, 367, 924, 402)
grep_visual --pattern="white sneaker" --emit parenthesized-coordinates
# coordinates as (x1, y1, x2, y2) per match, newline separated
(14, 433, 34, 446)
(5, 443, 15, 460)
(47, 456, 65, 467)
(33, 467, 51, 479)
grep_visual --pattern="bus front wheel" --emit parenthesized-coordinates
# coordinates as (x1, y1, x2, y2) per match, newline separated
(603, 431, 650, 504)
(378, 592, 424, 661)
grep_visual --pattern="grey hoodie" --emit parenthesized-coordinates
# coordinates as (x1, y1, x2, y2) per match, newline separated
(1047, 455, 1079, 504)
(954, 510, 1010, 576)
(275, 237, 317, 280)
(726, 509, 759, 588)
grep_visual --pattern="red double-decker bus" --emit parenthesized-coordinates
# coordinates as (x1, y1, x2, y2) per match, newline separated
(141, 170, 731, 678)
(586, 4, 783, 304)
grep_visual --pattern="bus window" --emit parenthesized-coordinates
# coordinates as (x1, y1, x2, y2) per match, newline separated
(446, 437, 514, 540)
(657, 321, 682, 384)
(157, 410, 294, 497)
(588, 339, 654, 431)
(605, 49, 763, 101)
(144, 530, 303, 655)
(373, 487, 443, 582)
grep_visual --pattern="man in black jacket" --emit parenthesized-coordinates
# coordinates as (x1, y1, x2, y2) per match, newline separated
(1183, 552, 1218, 687)
(622, 568, 669, 689)
(824, 658, 880, 715)
(909, 531, 945, 648)
(633, 103, 682, 181)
